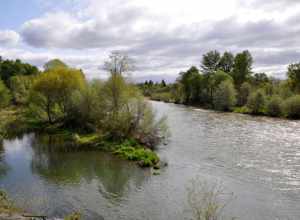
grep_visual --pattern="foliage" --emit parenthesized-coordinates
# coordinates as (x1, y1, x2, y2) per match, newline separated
(233, 106, 250, 114)
(0, 57, 38, 86)
(114, 142, 159, 167)
(44, 59, 68, 71)
(0, 190, 19, 214)
(247, 90, 266, 115)
(218, 51, 234, 73)
(232, 50, 253, 88)
(237, 82, 251, 106)
(213, 80, 237, 111)
(0, 80, 11, 108)
(187, 178, 232, 220)
(201, 50, 221, 74)
(283, 95, 300, 119)
(29, 67, 86, 124)
(287, 62, 300, 92)
(266, 95, 283, 117)
(9, 75, 35, 104)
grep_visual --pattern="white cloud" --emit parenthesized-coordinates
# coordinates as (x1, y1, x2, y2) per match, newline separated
(0, 30, 20, 47)
(2, 0, 300, 79)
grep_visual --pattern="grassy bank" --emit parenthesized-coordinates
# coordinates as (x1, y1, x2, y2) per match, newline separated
(73, 133, 160, 168)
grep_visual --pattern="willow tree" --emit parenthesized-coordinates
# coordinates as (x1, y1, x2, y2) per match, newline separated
(29, 67, 86, 123)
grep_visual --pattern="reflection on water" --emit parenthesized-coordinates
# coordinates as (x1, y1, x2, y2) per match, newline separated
(0, 101, 299, 220)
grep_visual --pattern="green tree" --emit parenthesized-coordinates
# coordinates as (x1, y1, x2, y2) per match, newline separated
(9, 75, 35, 104)
(0, 80, 11, 108)
(218, 51, 234, 73)
(213, 80, 237, 111)
(30, 67, 86, 123)
(247, 90, 266, 115)
(44, 59, 68, 71)
(266, 95, 283, 117)
(201, 50, 221, 74)
(287, 62, 300, 92)
(0, 57, 38, 86)
(232, 50, 253, 88)
(283, 95, 300, 119)
(238, 82, 252, 106)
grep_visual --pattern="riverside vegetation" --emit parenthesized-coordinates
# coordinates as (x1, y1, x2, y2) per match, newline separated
(139, 50, 300, 119)
(0, 53, 167, 168)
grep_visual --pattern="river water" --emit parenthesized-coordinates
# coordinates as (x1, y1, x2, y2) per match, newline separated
(0, 101, 300, 219)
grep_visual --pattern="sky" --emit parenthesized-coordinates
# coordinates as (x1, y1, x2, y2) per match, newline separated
(1, 0, 300, 81)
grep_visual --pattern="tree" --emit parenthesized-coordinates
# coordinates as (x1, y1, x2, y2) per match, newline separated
(9, 75, 35, 104)
(161, 79, 166, 87)
(30, 67, 86, 123)
(284, 95, 300, 119)
(44, 59, 68, 71)
(251, 73, 269, 87)
(104, 51, 134, 76)
(218, 51, 234, 73)
(0, 80, 11, 108)
(201, 50, 221, 74)
(232, 50, 253, 88)
(0, 58, 39, 86)
(213, 80, 237, 111)
(266, 95, 283, 117)
(179, 66, 203, 103)
(238, 82, 251, 106)
(247, 90, 266, 115)
(287, 62, 300, 92)
(205, 70, 233, 106)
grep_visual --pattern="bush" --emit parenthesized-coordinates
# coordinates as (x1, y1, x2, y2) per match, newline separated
(247, 90, 266, 115)
(238, 82, 251, 106)
(283, 95, 300, 119)
(213, 80, 236, 111)
(114, 142, 159, 167)
(233, 106, 250, 114)
(0, 80, 11, 108)
(266, 95, 283, 117)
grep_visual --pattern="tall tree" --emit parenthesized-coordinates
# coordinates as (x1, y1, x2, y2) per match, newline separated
(218, 51, 234, 73)
(232, 50, 253, 89)
(201, 50, 221, 74)
(287, 62, 300, 92)
(104, 51, 134, 76)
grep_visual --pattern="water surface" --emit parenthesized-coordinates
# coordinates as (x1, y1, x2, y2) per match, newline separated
(0, 101, 300, 219)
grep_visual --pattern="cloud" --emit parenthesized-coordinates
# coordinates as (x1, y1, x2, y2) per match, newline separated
(4, 0, 300, 80)
(0, 30, 20, 47)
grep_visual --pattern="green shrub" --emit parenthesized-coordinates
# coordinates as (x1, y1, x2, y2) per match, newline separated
(283, 95, 300, 119)
(114, 144, 159, 167)
(233, 106, 250, 114)
(266, 95, 283, 117)
(0, 80, 11, 108)
(247, 90, 266, 115)
(150, 92, 173, 102)
(213, 80, 236, 111)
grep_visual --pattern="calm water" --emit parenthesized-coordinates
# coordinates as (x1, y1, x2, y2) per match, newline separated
(0, 101, 300, 219)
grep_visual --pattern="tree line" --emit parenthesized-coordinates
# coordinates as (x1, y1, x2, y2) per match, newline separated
(140, 50, 300, 119)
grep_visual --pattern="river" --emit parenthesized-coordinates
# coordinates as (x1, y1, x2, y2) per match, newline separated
(0, 101, 300, 219)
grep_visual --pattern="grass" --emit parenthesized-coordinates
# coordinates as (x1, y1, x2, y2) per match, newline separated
(0, 190, 20, 214)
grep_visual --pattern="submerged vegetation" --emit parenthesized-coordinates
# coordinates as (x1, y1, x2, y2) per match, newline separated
(0, 53, 167, 167)
(139, 50, 300, 119)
